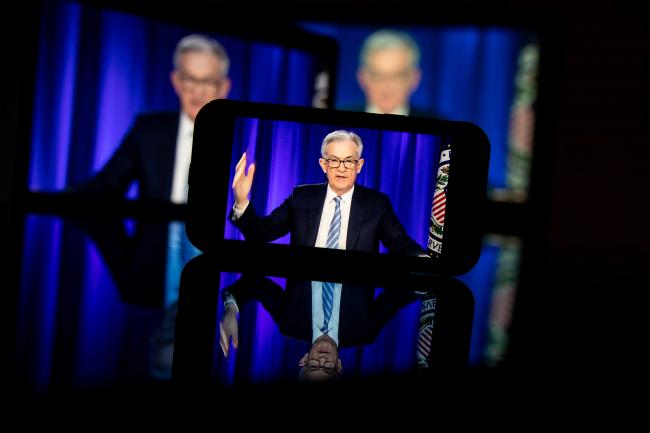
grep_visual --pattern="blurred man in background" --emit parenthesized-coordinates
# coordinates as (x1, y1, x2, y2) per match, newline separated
(354, 29, 427, 117)
(76, 33, 231, 202)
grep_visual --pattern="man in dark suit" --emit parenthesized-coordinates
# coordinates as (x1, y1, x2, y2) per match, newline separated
(347, 29, 430, 117)
(77, 33, 231, 201)
(230, 129, 426, 256)
(71, 34, 231, 307)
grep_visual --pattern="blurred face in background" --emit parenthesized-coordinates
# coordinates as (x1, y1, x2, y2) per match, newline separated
(357, 46, 421, 114)
(171, 51, 231, 121)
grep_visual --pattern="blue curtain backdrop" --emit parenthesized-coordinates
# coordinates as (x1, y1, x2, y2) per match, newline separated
(19, 0, 324, 389)
(300, 23, 529, 191)
(223, 119, 441, 251)
(17, 1, 506, 389)
(29, 0, 322, 191)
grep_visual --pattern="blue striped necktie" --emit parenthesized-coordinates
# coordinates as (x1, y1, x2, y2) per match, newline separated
(321, 196, 341, 333)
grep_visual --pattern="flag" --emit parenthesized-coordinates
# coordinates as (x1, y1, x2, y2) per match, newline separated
(417, 145, 451, 372)
(427, 145, 451, 256)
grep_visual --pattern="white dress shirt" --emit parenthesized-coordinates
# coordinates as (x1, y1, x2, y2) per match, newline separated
(310, 184, 355, 345)
(170, 112, 194, 204)
(311, 281, 342, 346)
(167, 112, 197, 308)
(314, 185, 354, 249)
(366, 104, 409, 116)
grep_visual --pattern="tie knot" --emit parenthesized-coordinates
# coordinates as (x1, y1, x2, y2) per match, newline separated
(333, 196, 341, 205)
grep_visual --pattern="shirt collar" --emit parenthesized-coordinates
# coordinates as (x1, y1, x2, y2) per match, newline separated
(326, 183, 354, 204)
(179, 111, 194, 137)
(365, 104, 410, 116)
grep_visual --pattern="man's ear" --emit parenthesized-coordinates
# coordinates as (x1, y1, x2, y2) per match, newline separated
(298, 353, 308, 367)
(356, 158, 365, 174)
(356, 67, 368, 91)
(409, 67, 422, 93)
(336, 358, 343, 373)
(217, 77, 232, 99)
(170, 70, 182, 97)
(319, 158, 328, 174)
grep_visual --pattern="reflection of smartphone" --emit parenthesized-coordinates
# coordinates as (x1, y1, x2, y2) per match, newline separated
(187, 100, 489, 276)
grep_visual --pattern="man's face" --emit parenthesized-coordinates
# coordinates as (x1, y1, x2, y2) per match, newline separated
(357, 46, 421, 114)
(170, 51, 231, 121)
(319, 138, 365, 196)
(298, 334, 343, 381)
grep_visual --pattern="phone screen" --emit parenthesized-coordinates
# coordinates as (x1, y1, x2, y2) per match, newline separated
(188, 100, 489, 276)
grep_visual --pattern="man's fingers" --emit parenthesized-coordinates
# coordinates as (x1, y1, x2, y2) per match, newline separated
(232, 326, 239, 349)
(245, 162, 256, 182)
(232, 153, 247, 188)
(231, 170, 241, 189)
(235, 152, 246, 171)
(232, 163, 245, 189)
(219, 323, 228, 357)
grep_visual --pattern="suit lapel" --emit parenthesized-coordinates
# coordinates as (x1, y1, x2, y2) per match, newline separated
(305, 184, 328, 246)
(347, 184, 366, 251)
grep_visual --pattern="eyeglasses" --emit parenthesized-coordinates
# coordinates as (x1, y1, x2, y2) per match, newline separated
(306, 358, 338, 375)
(365, 68, 413, 84)
(177, 71, 223, 91)
(325, 158, 359, 169)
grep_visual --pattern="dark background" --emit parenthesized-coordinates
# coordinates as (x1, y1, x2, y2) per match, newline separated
(3, 0, 649, 394)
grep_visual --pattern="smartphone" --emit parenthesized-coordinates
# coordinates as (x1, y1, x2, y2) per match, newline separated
(187, 99, 489, 278)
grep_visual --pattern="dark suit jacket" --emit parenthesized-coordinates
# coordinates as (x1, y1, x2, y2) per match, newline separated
(75, 112, 180, 201)
(225, 274, 418, 348)
(231, 183, 424, 256)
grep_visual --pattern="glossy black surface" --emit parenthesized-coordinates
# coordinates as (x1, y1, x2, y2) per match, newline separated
(13, 209, 478, 393)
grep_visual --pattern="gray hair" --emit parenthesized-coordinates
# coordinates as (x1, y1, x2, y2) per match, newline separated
(321, 130, 363, 158)
(359, 29, 420, 68)
(173, 34, 230, 78)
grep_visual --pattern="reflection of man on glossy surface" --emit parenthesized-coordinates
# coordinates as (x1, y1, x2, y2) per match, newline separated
(221, 308, 343, 382)
(218, 275, 420, 382)
(219, 277, 346, 382)
(356, 29, 424, 116)
(298, 334, 343, 381)
(219, 281, 345, 382)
